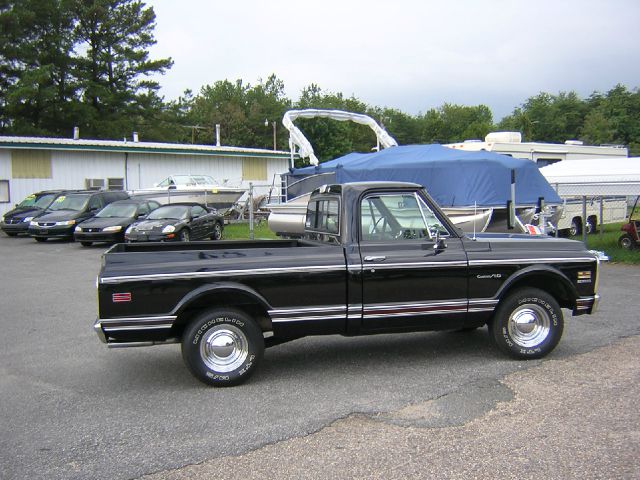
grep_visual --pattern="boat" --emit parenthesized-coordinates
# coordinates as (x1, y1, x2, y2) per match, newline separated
(130, 175, 245, 212)
(267, 109, 562, 236)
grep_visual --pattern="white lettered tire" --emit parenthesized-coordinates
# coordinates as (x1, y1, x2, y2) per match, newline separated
(181, 308, 264, 386)
(489, 288, 564, 359)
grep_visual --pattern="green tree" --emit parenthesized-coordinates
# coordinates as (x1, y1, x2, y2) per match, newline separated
(0, 0, 76, 135)
(71, 0, 173, 139)
(419, 103, 494, 143)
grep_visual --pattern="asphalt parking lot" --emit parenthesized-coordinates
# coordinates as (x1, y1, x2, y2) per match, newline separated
(0, 235, 638, 480)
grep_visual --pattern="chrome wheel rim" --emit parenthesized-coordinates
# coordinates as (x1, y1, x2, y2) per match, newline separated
(200, 324, 248, 373)
(620, 237, 632, 249)
(508, 304, 551, 348)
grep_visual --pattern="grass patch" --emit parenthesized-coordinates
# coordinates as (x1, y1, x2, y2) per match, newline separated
(222, 221, 279, 240)
(569, 222, 640, 264)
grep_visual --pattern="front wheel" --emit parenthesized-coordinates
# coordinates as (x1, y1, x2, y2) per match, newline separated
(178, 228, 190, 242)
(181, 308, 264, 386)
(489, 288, 563, 359)
(211, 222, 223, 240)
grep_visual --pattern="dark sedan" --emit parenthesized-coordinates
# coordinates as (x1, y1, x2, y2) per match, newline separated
(124, 203, 223, 242)
(74, 199, 161, 246)
(1, 190, 64, 236)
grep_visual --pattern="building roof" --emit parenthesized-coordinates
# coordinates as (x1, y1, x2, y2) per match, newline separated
(0, 135, 291, 159)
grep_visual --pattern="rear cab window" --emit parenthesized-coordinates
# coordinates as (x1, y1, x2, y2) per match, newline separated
(305, 196, 340, 244)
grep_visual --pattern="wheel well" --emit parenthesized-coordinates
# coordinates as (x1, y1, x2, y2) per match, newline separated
(572, 217, 582, 227)
(498, 274, 574, 310)
(171, 291, 271, 338)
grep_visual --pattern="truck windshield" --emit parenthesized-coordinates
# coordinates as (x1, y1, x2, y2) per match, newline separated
(360, 193, 448, 241)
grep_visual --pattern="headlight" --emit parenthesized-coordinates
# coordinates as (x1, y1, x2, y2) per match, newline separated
(30, 220, 38, 226)
(23, 216, 34, 223)
(125, 225, 133, 234)
(103, 225, 122, 232)
(55, 220, 76, 226)
(162, 225, 176, 233)
(75, 226, 82, 232)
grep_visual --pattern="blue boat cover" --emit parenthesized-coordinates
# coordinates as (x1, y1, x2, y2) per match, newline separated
(290, 144, 561, 207)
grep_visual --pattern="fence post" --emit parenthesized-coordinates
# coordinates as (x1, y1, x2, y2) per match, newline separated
(582, 195, 588, 246)
(249, 182, 254, 240)
(599, 196, 604, 238)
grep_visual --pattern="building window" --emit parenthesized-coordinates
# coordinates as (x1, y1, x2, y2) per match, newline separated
(85, 178, 105, 190)
(0, 180, 9, 203)
(11, 149, 52, 178)
(242, 158, 267, 181)
(107, 178, 124, 190)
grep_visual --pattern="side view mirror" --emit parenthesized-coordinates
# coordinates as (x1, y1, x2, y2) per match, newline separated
(430, 227, 447, 253)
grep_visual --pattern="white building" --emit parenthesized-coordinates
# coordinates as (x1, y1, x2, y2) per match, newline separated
(446, 132, 629, 167)
(0, 136, 292, 215)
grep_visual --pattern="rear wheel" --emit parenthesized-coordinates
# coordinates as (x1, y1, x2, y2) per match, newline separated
(181, 308, 264, 386)
(489, 288, 563, 359)
(35, 237, 46, 242)
(619, 233, 635, 250)
(586, 216, 597, 234)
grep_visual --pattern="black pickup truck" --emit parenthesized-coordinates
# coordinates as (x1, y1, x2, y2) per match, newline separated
(95, 182, 601, 386)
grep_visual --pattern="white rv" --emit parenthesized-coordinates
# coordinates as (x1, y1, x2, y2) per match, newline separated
(446, 132, 628, 167)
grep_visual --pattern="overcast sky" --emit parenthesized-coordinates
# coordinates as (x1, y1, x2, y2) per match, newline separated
(146, 0, 640, 120)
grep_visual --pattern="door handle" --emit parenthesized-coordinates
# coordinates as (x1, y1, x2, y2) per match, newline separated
(364, 255, 386, 262)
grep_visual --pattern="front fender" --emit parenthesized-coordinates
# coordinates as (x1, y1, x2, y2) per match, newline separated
(495, 265, 579, 305)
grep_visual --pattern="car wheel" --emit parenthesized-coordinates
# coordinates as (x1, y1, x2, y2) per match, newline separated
(618, 233, 635, 250)
(35, 237, 47, 242)
(586, 217, 597, 234)
(489, 288, 563, 359)
(211, 222, 223, 240)
(80, 241, 92, 247)
(179, 229, 190, 242)
(181, 308, 264, 387)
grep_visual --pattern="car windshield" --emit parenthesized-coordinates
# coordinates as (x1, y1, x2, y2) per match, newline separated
(146, 206, 189, 220)
(18, 193, 58, 209)
(96, 203, 138, 218)
(47, 194, 89, 212)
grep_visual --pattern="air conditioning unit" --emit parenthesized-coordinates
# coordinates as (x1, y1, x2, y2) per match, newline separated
(85, 178, 105, 190)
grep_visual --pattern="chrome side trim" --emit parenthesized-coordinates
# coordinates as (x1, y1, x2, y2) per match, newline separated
(107, 338, 180, 349)
(98, 315, 177, 332)
(469, 257, 597, 266)
(100, 264, 347, 284)
(267, 299, 499, 323)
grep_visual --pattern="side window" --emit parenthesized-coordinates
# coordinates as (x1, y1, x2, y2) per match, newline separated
(191, 205, 206, 217)
(360, 193, 449, 242)
(88, 195, 103, 211)
(138, 203, 150, 216)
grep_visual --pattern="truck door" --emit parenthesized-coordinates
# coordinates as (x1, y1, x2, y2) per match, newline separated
(354, 191, 469, 333)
